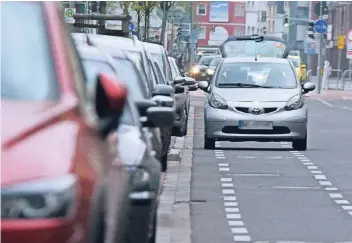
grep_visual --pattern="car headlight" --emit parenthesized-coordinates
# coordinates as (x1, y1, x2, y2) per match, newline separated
(1, 175, 77, 219)
(192, 67, 200, 74)
(209, 93, 228, 109)
(285, 94, 304, 111)
(207, 69, 215, 75)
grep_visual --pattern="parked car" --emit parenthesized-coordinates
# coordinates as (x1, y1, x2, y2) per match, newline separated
(198, 57, 316, 151)
(2, 2, 130, 243)
(72, 33, 177, 172)
(77, 45, 174, 243)
(168, 56, 198, 136)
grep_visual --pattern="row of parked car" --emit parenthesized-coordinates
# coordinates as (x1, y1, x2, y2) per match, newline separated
(2, 2, 197, 243)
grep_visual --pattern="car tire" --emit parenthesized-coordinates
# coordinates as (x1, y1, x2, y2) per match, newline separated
(161, 153, 168, 172)
(148, 209, 157, 243)
(204, 136, 215, 150)
(172, 108, 188, 137)
(292, 134, 307, 151)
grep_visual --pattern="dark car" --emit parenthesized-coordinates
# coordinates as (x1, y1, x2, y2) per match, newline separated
(72, 33, 178, 172)
(206, 56, 222, 80)
(1, 2, 130, 243)
(77, 45, 175, 243)
(191, 55, 219, 81)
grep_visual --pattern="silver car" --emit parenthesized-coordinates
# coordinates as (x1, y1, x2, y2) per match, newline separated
(198, 57, 316, 151)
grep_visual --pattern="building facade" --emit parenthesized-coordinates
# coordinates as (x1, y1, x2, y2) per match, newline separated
(245, 1, 268, 36)
(194, 1, 246, 46)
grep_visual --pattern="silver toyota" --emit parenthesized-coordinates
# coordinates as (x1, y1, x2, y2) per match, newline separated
(198, 57, 316, 151)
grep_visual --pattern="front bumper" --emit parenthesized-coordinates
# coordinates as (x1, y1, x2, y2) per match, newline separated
(191, 71, 208, 81)
(204, 102, 308, 142)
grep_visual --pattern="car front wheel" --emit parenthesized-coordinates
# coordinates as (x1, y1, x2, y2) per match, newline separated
(204, 136, 215, 150)
(292, 133, 307, 151)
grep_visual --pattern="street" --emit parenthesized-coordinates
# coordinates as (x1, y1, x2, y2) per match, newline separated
(157, 91, 352, 243)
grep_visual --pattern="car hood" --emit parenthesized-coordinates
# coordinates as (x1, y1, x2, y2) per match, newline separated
(1, 98, 79, 186)
(195, 64, 208, 70)
(213, 88, 299, 102)
(208, 65, 217, 70)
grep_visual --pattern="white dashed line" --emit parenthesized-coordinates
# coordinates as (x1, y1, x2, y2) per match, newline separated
(221, 178, 232, 182)
(226, 214, 242, 219)
(222, 189, 235, 194)
(228, 220, 244, 226)
(286, 149, 352, 217)
(223, 196, 237, 201)
(219, 167, 230, 172)
(222, 183, 234, 187)
(225, 207, 240, 213)
(231, 227, 248, 234)
(225, 202, 239, 207)
(218, 163, 229, 167)
(233, 235, 251, 242)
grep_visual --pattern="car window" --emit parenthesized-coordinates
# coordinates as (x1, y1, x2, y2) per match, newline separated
(198, 56, 214, 66)
(288, 58, 300, 67)
(216, 62, 298, 89)
(171, 59, 181, 77)
(151, 53, 164, 75)
(210, 57, 222, 66)
(113, 58, 148, 100)
(148, 59, 158, 86)
(1, 2, 59, 101)
(169, 59, 178, 79)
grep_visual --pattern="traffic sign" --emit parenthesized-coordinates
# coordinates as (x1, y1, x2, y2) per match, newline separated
(314, 1, 328, 17)
(337, 35, 345, 50)
(64, 8, 76, 24)
(347, 29, 352, 59)
(314, 19, 328, 34)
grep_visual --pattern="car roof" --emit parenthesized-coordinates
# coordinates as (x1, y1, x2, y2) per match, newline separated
(142, 42, 165, 54)
(223, 57, 290, 64)
(76, 46, 110, 61)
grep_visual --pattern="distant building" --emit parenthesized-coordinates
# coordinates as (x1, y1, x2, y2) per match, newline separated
(193, 1, 246, 47)
(245, 1, 268, 36)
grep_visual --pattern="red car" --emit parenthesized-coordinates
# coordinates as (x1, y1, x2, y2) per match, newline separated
(2, 2, 130, 243)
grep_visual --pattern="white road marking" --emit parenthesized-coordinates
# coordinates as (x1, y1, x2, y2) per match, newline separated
(311, 170, 322, 174)
(217, 157, 226, 159)
(335, 200, 350, 204)
(222, 183, 234, 187)
(316, 97, 334, 107)
(225, 202, 239, 207)
(329, 193, 343, 199)
(272, 186, 320, 190)
(228, 220, 244, 226)
(268, 156, 283, 159)
(231, 227, 248, 234)
(223, 189, 235, 194)
(325, 187, 338, 191)
(237, 156, 257, 159)
(314, 175, 327, 180)
(342, 206, 352, 210)
(226, 213, 241, 219)
(214, 150, 223, 152)
(218, 163, 229, 167)
(319, 181, 332, 186)
(307, 166, 318, 170)
(225, 208, 240, 213)
(233, 235, 251, 242)
(223, 196, 237, 201)
(349, 212, 352, 216)
(303, 162, 314, 165)
(219, 167, 230, 171)
(221, 178, 232, 182)
(301, 159, 311, 162)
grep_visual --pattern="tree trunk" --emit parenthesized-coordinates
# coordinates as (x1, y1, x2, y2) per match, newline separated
(137, 12, 141, 39)
(144, 6, 148, 40)
(160, 8, 168, 44)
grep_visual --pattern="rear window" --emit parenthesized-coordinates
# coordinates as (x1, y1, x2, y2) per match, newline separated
(223, 40, 287, 58)
(198, 56, 214, 66)
(1, 2, 59, 101)
(216, 62, 297, 89)
(210, 57, 222, 66)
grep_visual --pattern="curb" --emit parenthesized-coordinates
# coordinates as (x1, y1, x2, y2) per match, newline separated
(156, 106, 194, 243)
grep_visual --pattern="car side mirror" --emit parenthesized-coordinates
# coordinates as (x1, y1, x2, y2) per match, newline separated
(174, 76, 185, 84)
(95, 73, 127, 138)
(152, 95, 174, 107)
(152, 84, 174, 97)
(302, 81, 315, 93)
(146, 107, 175, 128)
(183, 77, 196, 86)
(198, 81, 209, 92)
(174, 85, 185, 94)
(135, 99, 158, 116)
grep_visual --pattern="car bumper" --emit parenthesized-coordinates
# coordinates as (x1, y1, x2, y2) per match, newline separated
(191, 72, 208, 81)
(204, 104, 308, 142)
(2, 219, 76, 243)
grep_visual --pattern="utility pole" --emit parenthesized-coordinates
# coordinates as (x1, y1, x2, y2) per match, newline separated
(170, 17, 174, 56)
(316, 1, 323, 94)
(188, 2, 195, 71)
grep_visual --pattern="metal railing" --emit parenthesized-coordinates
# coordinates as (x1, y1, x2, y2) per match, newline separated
(341, 70, 352, 90)
(326, 69, 343, 90)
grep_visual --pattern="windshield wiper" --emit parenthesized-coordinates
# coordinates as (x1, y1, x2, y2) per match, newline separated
(218, 83, 270, 88)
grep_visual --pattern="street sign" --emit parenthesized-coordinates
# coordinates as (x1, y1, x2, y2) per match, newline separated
(64, 8, 76, 23)
(337, 35, 345, 50)
(314, 19, 328, 34)
(304, 39, 319, 55)
(347, 29, 352, 59)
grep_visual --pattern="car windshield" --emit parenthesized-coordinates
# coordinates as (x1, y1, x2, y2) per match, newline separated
(82, 60, 116, 86)
(113, 58, 148, 100)
(216, 62, 297, 89)
(223, 40, 287, 58)
(210, 57, 222, 66)
(1, 2, 59, 101)
(198, 56, 214, 66)
(288, 57, 300, 67)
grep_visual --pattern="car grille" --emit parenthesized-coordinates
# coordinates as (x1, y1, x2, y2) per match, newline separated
(235, 107, 278, 114)
(222, 126, 290, 135)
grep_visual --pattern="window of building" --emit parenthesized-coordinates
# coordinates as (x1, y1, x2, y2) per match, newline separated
(257, 10, 261, 22)
(273, 6, 276, 15)
(247, 26, 250, 35)
(257, 28, 259, 34)
(272, 20, 275, 32)
(235, 5, 240, 16)
(197, 3, 206, 16)
(235, 5, 245, 17)
(268, 20, 272, 32)
(252, 26, 255, 34)
(197, 26, 206, 39)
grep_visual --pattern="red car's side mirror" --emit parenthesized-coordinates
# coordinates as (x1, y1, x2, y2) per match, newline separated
(95, 73, 127, 138)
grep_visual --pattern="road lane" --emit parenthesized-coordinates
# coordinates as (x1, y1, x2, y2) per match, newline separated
(190, 96, 352, 243)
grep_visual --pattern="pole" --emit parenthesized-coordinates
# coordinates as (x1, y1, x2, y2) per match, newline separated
(316, 1, 323, 94)
(188, 2, 195, 71)
(171, 17, 174, 56)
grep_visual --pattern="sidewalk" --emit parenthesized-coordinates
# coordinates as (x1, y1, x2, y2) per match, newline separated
(306, 76, 352, 100)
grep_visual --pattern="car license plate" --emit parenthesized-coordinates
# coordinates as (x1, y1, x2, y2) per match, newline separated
(238, 121, 273, 130)
(201, 73, 206, 76)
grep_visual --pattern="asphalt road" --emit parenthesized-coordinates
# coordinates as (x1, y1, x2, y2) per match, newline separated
(190, 93, 352, 243)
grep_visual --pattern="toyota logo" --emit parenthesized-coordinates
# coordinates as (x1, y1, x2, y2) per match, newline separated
(249, 107, 264, 115)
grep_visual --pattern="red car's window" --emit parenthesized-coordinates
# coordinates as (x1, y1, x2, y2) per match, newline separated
(1, 2, 59, 101)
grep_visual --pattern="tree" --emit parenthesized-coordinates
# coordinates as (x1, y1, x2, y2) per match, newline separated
(131, 2, 144, 39)
(160, 1, 174, 44)
(139, 1, 158, 40)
